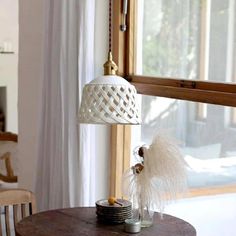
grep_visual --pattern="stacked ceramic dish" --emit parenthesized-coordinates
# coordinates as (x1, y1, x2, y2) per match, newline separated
(96, 199, 132, 224)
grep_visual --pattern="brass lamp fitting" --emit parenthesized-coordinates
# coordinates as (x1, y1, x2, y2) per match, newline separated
(103, 51, 118, 75)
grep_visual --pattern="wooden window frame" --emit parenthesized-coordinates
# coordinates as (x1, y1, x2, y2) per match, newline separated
(110, 0, 236, 198)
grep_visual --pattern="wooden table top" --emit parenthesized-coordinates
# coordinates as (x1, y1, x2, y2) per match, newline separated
(16, 207, 196, 236)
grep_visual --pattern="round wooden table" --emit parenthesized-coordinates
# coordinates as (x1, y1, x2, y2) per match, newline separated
(16, 207, 196, 236)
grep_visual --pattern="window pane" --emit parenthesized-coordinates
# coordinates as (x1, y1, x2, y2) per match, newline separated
(132, 95, 236, 188)
(135, 0, 236, 83)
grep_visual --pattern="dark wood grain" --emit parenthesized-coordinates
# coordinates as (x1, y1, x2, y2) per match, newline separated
(5, 206, 10, 236)
(129, 75, 236, 107)
(13, 204, 19, 230)
(16, 207, 196, 236)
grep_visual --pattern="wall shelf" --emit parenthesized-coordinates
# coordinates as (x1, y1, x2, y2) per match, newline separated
(0, 52, 15, 54)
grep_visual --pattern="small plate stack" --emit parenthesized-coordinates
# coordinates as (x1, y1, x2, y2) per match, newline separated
(96, 199, 132, 224)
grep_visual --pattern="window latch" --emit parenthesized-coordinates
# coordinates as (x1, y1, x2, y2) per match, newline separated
(120, 0, 128, 31)
(179, 80, 196, 89)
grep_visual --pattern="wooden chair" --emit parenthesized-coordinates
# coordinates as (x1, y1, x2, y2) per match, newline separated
(0, 132, 18, 183)
(0, 189, 36, 236)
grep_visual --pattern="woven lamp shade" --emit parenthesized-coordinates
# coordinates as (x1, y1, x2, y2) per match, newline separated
(78, 75, 141, 124)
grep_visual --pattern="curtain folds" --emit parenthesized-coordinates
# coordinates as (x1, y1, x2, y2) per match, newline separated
(35, 0, 96, 210)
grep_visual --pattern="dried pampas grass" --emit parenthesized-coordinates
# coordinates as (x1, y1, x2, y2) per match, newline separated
(122, 133, 187, 214)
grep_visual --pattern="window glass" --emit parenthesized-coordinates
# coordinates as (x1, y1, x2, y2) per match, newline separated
(132, 95, 236, 188)
(136, 0, 236, 83)
(231, 108, 236, 126)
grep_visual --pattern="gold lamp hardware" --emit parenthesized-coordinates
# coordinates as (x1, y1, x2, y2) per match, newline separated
(103, 51, 118, 75)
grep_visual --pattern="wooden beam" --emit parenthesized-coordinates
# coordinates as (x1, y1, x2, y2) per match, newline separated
(110, 125, 131, 198)
(129, 75, 236, 93)
(110, 1, 132, 198)
(133, 82, 236, 107)
(110, 125, 124, 197)
(129, 75, 236, 107)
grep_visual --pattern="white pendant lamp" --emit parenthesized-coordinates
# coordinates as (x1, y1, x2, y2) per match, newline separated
(78, 1, 140, 125)
(78, 52, 141, 124)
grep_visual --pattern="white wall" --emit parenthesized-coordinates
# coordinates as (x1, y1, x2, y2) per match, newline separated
(0, 0, 18, 133)
(18, 0, 110, 200)
(0, 0, 18, 53)
(18, 0, 44, 191)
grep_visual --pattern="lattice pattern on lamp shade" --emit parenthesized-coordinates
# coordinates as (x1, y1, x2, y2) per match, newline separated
(79, 76, 141, 124)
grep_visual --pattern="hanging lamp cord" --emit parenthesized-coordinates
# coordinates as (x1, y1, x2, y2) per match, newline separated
(103, 0, 118, 75)
(109, 0, 112, 53)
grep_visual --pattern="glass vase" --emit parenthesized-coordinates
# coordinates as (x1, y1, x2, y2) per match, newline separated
(132, 204, 154, 227)
(139, 205, 154, 227)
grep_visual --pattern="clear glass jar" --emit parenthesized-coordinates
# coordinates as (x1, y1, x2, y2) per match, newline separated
(139, 206, 154, 227)
(132, 204, 154, 227)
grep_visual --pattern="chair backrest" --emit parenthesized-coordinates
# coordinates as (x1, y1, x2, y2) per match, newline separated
(0, 189, 36, 236)
(0, 132, 18, 183)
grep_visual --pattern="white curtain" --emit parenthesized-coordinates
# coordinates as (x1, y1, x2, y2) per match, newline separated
(35, 0, 96, 210)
